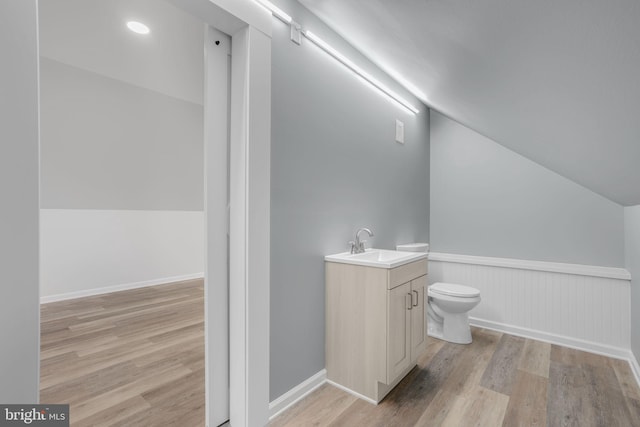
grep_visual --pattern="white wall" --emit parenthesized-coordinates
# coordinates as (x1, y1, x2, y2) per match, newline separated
(38, 4, 205, 298)
(40, 209, 204, 301)
(430, 110, 625, 267)
(39, 58, 204, 211)
(625, 205, 640, 364)
(0, 0, 40, 403)
(38, 0, 205, 105)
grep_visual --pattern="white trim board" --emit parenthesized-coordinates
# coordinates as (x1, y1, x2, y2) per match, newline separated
(228, 24, 272, 427)
(428, 252, 631, 280)
(269, 370, 327, 420)
(630, 353, 640, 392)
(325, 379, 378, 406)
(40, 273, 203, 304)
(204, 25, 232, 426)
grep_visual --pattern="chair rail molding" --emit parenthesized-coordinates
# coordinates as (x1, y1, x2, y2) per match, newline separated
(428, 252, 631, 280)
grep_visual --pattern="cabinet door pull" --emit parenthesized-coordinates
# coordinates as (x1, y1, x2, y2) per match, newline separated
(413, 290, 419, 307)
(406, 293, 413, 310)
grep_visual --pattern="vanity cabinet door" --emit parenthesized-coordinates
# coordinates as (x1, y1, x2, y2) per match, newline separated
(387, 281, 412, 383)
(410, 275, 427, 360)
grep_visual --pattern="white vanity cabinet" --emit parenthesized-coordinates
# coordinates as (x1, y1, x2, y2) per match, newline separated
(325, 258, 428, 403)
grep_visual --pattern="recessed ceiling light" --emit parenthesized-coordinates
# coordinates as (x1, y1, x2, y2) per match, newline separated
(126, 21, 150, 35)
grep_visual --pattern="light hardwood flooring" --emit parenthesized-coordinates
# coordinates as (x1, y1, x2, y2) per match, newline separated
(271, 328, 640, 427)
(41, 283, 640, 427)
(40, 279, 205, 426)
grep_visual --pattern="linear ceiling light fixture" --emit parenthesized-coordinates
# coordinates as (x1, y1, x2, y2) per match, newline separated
(254, 0, 292, 24)
(304, 31, 419, 114)
(253, 0, 419, 114)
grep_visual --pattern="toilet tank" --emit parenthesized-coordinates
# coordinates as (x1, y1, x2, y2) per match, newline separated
(396, 243, 429, 253)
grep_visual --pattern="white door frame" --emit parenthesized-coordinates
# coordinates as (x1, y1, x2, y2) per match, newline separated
(204, 25, 231, 427)
(229, 24, 272, 427)
(169, 1, 272, 426)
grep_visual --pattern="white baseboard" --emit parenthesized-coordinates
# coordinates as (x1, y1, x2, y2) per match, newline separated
(325, 379, 378, 405)
(269, 369, 327, 420)
(40, 273, 204, 304)
(470, 317, 631, 360)
(630, 352, 640, 391)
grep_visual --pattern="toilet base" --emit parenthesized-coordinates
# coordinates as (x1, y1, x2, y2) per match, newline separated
(427, 329, 444, 340)
(427, 304, 473, 344)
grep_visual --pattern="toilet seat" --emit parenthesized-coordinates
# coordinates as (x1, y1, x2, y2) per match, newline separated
(429, 282, 480, 298)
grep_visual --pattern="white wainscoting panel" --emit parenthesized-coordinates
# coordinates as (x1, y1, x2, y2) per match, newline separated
(40, 209, 204, 300)
(428, 256, 631, 356)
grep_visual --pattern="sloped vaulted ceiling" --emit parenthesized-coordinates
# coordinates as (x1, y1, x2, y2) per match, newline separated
(298, 0, 640, 206)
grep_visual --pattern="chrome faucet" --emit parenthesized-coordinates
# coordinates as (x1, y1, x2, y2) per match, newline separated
(349, 228, 374, 254)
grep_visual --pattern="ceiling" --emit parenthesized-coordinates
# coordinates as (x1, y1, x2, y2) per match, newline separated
(298, 0, 640, 206)
(39, 0, 204, 105)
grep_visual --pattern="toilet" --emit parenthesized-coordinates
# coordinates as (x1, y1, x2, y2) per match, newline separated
(396, 243, 481, 344)
(427, 282, 481, 344)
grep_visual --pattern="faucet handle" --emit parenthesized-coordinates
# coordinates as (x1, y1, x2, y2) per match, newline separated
(348, 241, 357, 254)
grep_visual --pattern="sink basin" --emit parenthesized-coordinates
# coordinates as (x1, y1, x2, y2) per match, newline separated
(325, 248, 428, 269)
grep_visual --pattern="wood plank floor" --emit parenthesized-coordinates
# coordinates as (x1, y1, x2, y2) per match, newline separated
(271, 328, 640, 427)
(41, 283, 640, 427)
(40, 279, 205, 427)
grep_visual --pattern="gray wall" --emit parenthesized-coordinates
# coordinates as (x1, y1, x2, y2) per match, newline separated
(430, 110, 624, 267)
(625, 205, 640, 361)
(39, 57, 204, 211)
(0, 0, 40, 403)
(270, 0, 430, 400)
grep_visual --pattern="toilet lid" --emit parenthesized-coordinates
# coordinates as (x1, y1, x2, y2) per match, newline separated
(429, 282, 480, 298)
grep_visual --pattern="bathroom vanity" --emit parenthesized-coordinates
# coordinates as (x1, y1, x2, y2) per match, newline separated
(324, 250, 428, 403)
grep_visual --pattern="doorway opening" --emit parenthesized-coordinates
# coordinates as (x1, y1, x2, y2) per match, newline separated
(37, 0, 230, 424)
